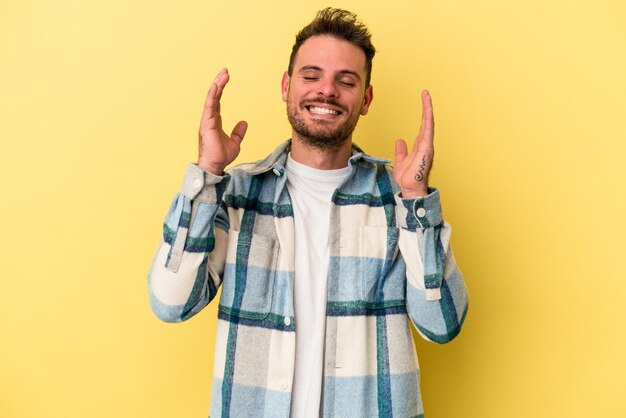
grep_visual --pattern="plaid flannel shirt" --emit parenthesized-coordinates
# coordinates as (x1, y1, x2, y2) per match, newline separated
(148, 140, 469, 418)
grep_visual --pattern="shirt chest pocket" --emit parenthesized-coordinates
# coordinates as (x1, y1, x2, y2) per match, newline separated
(218, 229, 278, 320)
(360, 225, 404, 304)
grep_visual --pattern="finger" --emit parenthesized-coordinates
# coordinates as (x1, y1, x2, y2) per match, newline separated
(214, 69, 231, 116)
(413, 90, 433, 152)
(200, 82, 219, 125)
(230, 120, 248, 144)
(201, 69, 229, 124)
(212, 67, 228, 86)
(394, 139, 408, 164)
(420, 90, 434, 146)
(215, 68, 230, 102)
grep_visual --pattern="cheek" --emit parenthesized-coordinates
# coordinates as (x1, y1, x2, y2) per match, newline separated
(286, 91, 298, 108)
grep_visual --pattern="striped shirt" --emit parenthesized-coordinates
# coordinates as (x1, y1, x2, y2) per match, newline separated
(148, 140, 469, 417)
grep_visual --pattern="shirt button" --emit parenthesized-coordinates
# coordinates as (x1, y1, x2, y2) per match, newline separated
(193, 178, 202, 189)
(284, 316, 291, 326)
(416, 207, 427, 218)
(272, 168, 281, 176)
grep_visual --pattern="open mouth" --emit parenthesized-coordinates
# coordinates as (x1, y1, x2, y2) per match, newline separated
(305, 105, 342, 116)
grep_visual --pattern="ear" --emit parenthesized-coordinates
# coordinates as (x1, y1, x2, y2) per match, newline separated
(281, 72, 290, 102)
(360, 84, 374, 115)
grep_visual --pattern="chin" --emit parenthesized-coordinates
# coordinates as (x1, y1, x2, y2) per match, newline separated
(296, 131, 351, 152)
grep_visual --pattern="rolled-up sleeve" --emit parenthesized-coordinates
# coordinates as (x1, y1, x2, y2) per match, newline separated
(148, 163, 231, 322)
(395, 188, 469, 343)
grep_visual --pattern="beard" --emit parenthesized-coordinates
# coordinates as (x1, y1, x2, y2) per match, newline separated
(286, 97, 361, 152)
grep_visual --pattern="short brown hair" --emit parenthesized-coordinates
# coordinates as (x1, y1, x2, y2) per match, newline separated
(288, 8, 376, 86)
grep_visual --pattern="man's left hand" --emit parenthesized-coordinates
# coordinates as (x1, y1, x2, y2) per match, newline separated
(393, 90, 435, 198)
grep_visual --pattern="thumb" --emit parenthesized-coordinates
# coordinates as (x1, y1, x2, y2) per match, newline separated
(394, 139, 408, 164)
(231, 120, 248, 144)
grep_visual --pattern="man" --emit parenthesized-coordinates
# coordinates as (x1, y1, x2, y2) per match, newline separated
(148, 8, 468, 418)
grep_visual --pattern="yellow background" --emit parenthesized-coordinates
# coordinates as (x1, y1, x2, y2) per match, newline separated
(2, 0, 625, 416)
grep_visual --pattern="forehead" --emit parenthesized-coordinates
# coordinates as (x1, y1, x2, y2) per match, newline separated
(293, 35, 367, 76)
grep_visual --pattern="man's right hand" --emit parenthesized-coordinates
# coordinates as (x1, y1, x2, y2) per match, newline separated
(197, 68, 248, 175)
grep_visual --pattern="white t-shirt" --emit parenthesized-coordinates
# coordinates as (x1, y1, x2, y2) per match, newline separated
(285, 154, 351, 418)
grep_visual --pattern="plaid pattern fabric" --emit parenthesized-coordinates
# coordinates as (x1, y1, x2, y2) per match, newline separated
(148, 140, 469, 418)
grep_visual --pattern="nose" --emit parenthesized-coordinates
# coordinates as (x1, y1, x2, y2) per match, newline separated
(317, 76, 338, 98)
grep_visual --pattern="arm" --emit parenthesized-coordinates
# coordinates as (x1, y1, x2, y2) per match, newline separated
(148, 167, 230, 322)
(395, 191, 468, 343)
(148, 69, 247, 322)
(393, 91, 469, 343)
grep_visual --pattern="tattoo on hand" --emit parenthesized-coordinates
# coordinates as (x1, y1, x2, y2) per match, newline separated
(415, 155, 426, 182)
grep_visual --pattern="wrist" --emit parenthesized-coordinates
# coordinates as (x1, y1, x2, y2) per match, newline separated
(400, 187, 429, 199)
(197, 159, 226, 176)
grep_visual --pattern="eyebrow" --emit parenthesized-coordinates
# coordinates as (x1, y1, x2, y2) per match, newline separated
(298, 65, 362, 81)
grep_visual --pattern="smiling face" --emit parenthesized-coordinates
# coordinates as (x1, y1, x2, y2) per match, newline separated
(282, 35, 373, 152)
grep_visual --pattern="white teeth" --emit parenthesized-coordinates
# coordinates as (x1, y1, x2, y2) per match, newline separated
(309, 106, 338, 115)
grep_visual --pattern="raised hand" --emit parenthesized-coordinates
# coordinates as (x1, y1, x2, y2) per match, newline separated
(197, 68, 248, 175)
(393, 90, 435, 198)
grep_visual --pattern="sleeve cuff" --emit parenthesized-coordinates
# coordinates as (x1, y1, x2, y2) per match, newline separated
(180, 163, 230, 203)
(394, 187, 443, 230)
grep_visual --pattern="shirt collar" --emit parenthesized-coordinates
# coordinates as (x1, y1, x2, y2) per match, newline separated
(240, 139, 391, 176)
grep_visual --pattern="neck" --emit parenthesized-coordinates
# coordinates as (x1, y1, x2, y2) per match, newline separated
(290, 134, 353, 170)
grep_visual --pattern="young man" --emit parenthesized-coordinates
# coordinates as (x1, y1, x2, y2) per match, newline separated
(148, 8, 468, 418)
